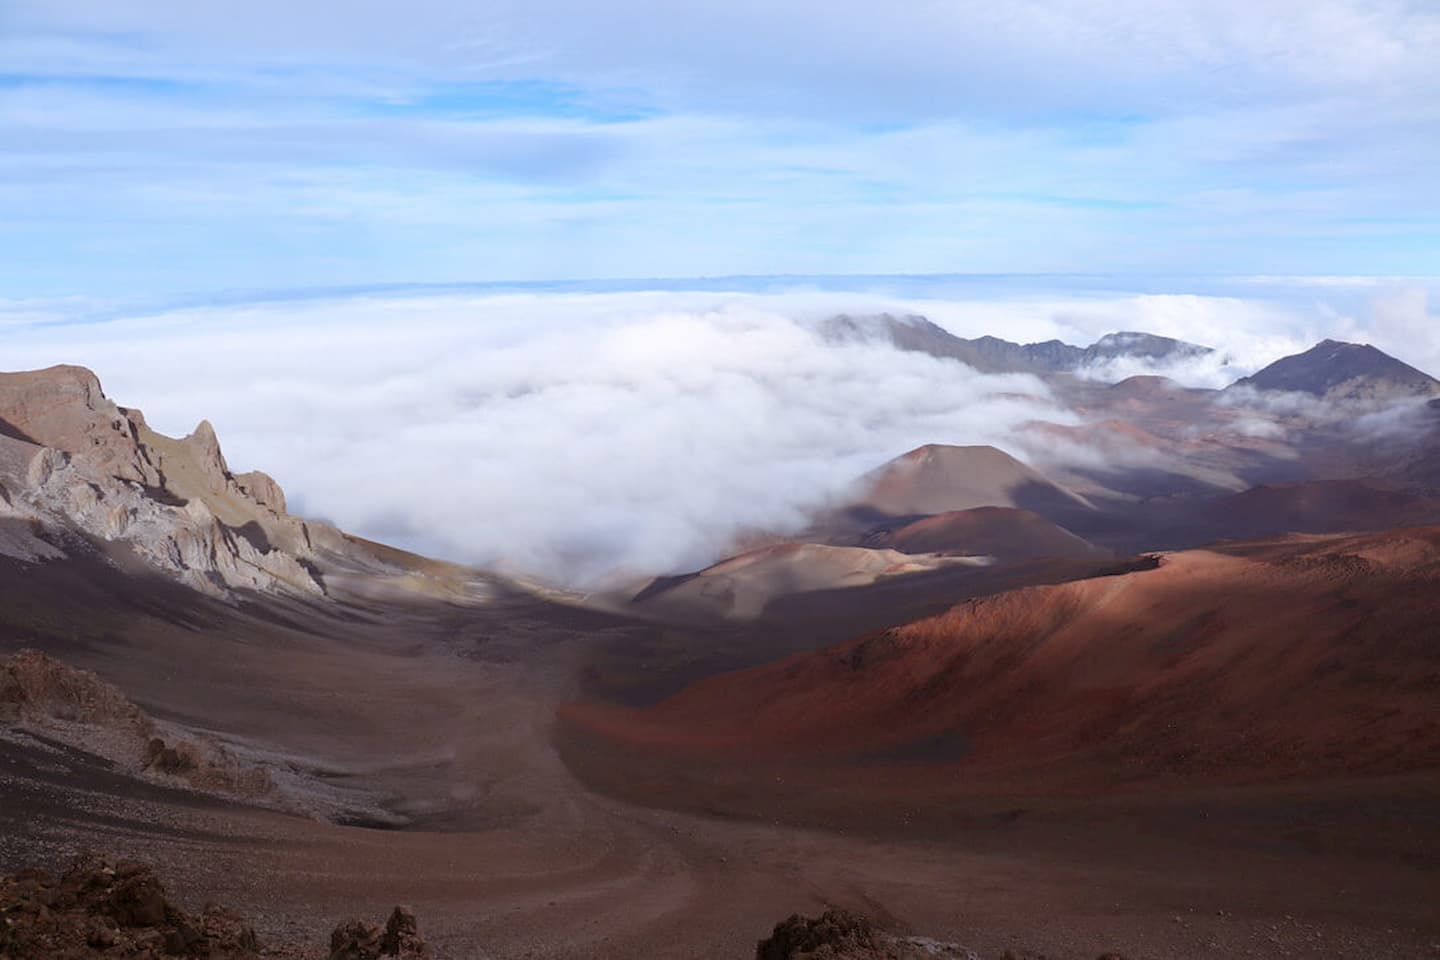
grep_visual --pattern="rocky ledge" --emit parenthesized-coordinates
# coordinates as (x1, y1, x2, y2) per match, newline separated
(0, 365, 346, 598)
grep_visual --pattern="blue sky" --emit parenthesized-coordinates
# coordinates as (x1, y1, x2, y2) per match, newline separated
(3, 0, 1439, 297)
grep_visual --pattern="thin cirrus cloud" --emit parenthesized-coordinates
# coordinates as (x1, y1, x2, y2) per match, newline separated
(1, 1, 1439, 295)
(8, 1, 1438, 113)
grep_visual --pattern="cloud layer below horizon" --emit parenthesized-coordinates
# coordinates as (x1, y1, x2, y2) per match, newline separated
(5, 281, 1437, 584)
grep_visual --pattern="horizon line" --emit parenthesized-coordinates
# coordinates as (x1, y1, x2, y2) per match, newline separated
(8, 270, 1440, 321)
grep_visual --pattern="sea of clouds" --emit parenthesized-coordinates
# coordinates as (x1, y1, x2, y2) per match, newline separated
(3, 279, 1436, 584)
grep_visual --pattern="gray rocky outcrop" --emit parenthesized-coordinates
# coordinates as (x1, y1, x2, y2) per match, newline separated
(0, 365, 333, 598)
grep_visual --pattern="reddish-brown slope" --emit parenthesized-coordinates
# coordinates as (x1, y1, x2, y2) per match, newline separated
(566, 527, 1440, 790)
(856, 444, 1094, 520)
(1204, 478, 1440, 535)
(863, 506, 1110, 560)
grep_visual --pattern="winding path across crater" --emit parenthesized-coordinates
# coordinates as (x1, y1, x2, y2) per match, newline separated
(2, 550, 1438, 959)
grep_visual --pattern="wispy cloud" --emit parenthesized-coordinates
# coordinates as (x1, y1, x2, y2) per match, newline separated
(1, 1, 1438, 294)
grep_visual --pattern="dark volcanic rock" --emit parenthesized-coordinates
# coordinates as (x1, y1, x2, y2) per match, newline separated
(1230, 339, 1440, 402)
(756, 909, 979, 959)
(107, 864, 170, 927)
(756, 910, 882, 959)
(0, 855, 261, 959)
(1, 854, 438, 959)
(381, 905, 429, 957)
(330, 918, 385, 959)
(330, 905, 431, 959)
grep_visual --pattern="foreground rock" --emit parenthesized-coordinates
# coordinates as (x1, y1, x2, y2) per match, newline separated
(756, 910, 980, 959)
(0, 856, 434, 959)
(328, 906, 430, 959)
(755, 910, 1128, 960)
(0, 855, 263, 959)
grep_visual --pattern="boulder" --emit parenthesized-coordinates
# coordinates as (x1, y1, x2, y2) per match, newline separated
(330, 918, 385, 960)
(756, 909, 978, 959)
(330, 906, 431, 959)
(382, 905, 430, 957)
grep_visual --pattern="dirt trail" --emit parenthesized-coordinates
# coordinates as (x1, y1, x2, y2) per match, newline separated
(2, 552, 1438, 959)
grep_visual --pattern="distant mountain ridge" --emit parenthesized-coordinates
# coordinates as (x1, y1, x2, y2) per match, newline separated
(826, 316, 1439, 410)
(820, 313, 1214, 375)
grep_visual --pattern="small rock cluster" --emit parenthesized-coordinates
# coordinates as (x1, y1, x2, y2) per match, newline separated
(0, 855, 261, 959)
(756, 909, 978, 959)
(328, 906, 429, 960)
(755, 910, 1128, 960)
(0, 855, 437, 959)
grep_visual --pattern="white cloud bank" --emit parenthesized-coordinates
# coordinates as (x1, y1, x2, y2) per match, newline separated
(4, 284, 1436, 584)
(4, 292, 1066, 583)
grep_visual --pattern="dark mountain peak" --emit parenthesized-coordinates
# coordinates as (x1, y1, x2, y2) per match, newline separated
(1232, 339, 1440, 402)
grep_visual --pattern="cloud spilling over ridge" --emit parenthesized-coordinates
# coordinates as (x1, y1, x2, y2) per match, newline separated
(2, 292, 1070, 583)
(3, 285, 1436, 584)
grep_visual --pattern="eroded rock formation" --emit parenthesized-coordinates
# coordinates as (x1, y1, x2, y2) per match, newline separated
(0, 365, 343, 597)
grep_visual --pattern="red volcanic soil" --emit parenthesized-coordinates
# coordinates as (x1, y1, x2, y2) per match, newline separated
(1201, 478, 1440, 536)
(865, 506, 1109, 561)
(5, 543, 1440, 958)
(564, 526, 1440, 791)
